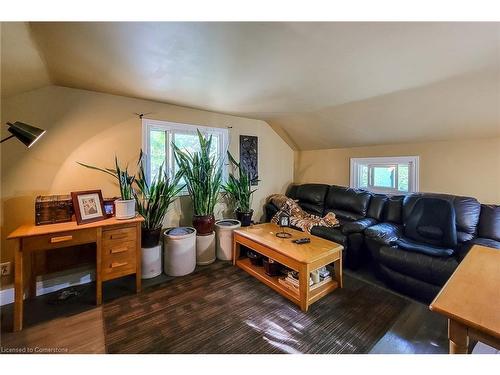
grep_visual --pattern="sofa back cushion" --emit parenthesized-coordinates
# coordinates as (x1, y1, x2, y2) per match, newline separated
(404, 197, 457, 248)
(287, 183, 329, 216)
(478, 204, 500, 242)
(324, 185, 371, 221)
(403, 193, 480, 242)
(383, 195, 404, 223)
(367, 194, 388, 221)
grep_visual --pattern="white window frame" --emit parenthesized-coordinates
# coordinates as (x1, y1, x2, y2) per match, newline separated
(350, 156, 419, 194)
(142, 119, 229, 191)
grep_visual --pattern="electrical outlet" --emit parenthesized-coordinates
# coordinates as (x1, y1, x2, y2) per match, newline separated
(1, 262, 11, 276)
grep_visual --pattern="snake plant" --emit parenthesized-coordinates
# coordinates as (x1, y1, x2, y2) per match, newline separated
(172, 129, 224, 216)
(77, 156, 135, 200)
(223, 151, 258, 213)
(134, 151, 184, 230)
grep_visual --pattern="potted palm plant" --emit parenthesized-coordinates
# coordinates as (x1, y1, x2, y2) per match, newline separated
(134, 151, 184, 247)
(223, 151, 258, 226)
(172, 129, 224, 235)
(77, 157, 136, 219)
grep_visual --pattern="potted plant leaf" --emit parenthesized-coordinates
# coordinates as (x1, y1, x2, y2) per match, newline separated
(77, 157, 136, 219)
(223, 151, 258, 226)
(172, 129, 224, 235)
(134, 151, 184, 247)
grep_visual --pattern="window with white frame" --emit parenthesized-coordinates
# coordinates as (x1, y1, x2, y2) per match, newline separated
(142, 119, 229, 191)
(350, 156, 419, 194)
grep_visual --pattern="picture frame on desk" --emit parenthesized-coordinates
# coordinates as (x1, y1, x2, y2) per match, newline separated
(103, 197, 118, 217)
(71, 190, 106, 225)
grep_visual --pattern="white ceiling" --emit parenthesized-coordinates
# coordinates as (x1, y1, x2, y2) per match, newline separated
(3, 22, 500, 149)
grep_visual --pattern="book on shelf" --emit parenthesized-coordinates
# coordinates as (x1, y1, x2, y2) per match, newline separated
(309, 276, 332, 291)
(278, 277, 299, 294)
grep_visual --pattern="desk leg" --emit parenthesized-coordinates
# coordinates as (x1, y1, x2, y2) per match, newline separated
(96, 228, 102, 305)
(135, 223, 142, 293)
(29, 253, 37, 299)
(449, 319, 469, 354)
(13, 239, 23, 332)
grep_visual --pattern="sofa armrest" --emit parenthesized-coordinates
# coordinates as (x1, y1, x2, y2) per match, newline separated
(364, 222, 403, 245)
(341, 218, 378, 235)
(264, 202, 279, 222)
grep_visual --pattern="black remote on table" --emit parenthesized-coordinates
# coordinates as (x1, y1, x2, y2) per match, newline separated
(294, 237, 311, 244)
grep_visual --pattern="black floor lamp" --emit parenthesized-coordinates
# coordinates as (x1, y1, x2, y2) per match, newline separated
(1, 121, 46, 148)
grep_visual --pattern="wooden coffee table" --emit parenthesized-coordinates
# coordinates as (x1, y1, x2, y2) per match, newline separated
(430, 245, 500, 354)
(232, 223, 343, 312)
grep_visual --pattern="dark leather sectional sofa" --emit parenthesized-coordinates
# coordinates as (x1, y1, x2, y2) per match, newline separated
(264, 183, 500, 302)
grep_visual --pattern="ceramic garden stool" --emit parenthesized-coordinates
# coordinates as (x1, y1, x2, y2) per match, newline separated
(215, 219, 241, 261)
(163, 227, 197, 276)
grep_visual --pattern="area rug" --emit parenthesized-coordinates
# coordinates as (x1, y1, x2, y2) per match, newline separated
(102, 261, 409, 353)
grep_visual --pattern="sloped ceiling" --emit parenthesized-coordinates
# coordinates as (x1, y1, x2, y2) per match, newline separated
(5, 22, 500, 150)
(0, 22, 51, 98)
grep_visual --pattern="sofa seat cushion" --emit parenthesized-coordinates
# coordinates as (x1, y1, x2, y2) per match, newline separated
(364, 222, 403, 245)
(473, 237, 500, 249)
(379, 245, 458, 286)
(395, 237, 455, 257)
(311, 226, 347, 246)
(342, 217, 378, 234)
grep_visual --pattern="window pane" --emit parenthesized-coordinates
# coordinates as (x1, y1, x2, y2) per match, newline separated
(371, 165, 396, 188)
(173, 132, 220, 189)
(150, 130, 165, 179)
(173, 132, 219, 158)
(359, 165, 368, 188)
(398, 164, 409, 192)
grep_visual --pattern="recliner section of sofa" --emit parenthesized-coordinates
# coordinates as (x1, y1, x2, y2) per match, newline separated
(370, 193, 482, 302)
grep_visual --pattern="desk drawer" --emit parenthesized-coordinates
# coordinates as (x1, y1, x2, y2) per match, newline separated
(102, 240, 136, 261)
(102, 253, 136, 280)
(22, 228, 97, 252)
(102, 226, 136, 242)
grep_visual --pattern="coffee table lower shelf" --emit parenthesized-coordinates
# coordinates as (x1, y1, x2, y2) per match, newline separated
(235, 257, 339, 310)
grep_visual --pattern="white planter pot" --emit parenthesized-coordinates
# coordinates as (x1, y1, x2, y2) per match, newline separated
(164, 227, 196, 276)
(115, 199, 135, 219)
(141, 244, 162, 279)
(196, 232, 216, 265)
(215, 219, 241, 261)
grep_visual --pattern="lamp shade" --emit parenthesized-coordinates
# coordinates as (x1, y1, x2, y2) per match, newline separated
(7, 121, 46, 148)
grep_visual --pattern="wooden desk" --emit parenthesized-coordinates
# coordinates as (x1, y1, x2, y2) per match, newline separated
(429, 245, 500, 354)
(7, 216, 144, 332)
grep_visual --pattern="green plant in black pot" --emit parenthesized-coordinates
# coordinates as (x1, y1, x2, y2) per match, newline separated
(223, 151, 258, 227)
(172, 129, 224, 235)
(77, 156, 136, 219)
(134, 151, 184, 247)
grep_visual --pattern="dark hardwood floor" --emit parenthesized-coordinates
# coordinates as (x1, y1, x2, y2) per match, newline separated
(0, 261, 449, 354)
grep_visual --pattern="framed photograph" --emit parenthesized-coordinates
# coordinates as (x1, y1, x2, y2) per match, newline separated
(103, 197, 117, 218)
(71, 190, 106, 225)
(279, 214, 290, 227)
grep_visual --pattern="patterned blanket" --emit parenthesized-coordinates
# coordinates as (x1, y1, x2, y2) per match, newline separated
(268, 194, 339, 233)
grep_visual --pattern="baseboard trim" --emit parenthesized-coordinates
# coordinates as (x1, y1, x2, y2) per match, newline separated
(0, 266, 95, 306)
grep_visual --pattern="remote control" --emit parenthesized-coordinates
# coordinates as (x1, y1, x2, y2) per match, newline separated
(293, 237, 311, 244)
